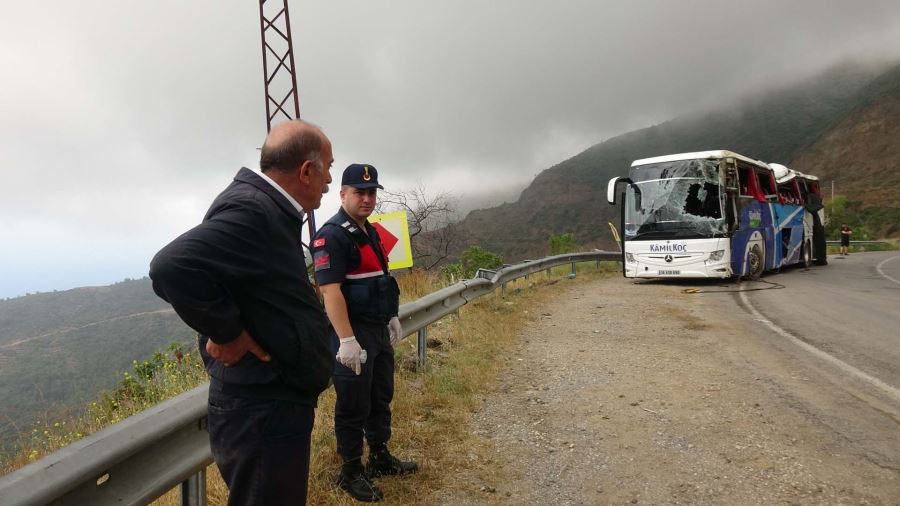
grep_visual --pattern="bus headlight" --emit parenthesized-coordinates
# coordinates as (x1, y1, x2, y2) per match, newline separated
(708, 250, 725, 262)
(625, 253, 636, 263)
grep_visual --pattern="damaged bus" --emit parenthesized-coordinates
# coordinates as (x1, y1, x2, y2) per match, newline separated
(607, 150, 826, 279)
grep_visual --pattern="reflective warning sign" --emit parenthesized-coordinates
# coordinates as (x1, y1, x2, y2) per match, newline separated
(369, 210, 414, 270)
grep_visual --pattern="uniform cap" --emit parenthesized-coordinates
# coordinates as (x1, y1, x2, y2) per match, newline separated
(341, 164, 384, 189)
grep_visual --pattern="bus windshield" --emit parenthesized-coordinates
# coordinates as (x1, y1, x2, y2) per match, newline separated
(624, 159, 727, 239)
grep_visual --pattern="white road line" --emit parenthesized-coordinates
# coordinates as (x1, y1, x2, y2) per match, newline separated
(739, 290, 900, 403)
(875, 255, 900, 286)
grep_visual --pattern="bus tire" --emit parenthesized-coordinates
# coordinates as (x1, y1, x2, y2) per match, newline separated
(746, 244, 764, 280)
(802, 240, 812, 268)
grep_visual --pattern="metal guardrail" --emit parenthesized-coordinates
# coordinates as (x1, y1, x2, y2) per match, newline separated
(0, 250, 620, 506)
(824, 240, 895, 245)
(0, 386, 211, 506)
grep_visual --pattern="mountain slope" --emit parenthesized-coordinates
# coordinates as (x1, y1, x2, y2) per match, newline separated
(790, 63, 900, 209)
(458, 61, 898, 260)
(0, 279, 194, 451)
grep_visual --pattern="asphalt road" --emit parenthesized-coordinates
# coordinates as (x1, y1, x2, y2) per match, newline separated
(741, 251, 900, 395)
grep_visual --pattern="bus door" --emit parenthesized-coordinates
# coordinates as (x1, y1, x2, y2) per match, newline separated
(774, 180, 804, 265)
(731, 163, 770, 276)
(756, 170, 781, 269)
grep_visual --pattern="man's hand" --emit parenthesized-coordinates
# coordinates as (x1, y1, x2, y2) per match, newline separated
(388, 316, 403, 346)
(206, 329, 271, 367)
(336, 336, 363, 375)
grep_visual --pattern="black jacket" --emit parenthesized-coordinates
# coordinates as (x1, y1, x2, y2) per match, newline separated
(149, 168, 332, 404)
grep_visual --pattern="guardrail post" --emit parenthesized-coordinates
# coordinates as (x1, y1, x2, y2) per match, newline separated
(416, 326, 427, 372)
(181, 468, 206, 506)
(569, 262, 577, 279)
(501, 283, 506, 297)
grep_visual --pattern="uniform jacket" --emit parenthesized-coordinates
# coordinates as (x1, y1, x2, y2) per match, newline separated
(313, 208, 400, 324)
(149, 167, 332, 404)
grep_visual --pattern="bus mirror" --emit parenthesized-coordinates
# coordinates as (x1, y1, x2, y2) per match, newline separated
(607, 177, 621, 205)
(607, 177, 633, 205)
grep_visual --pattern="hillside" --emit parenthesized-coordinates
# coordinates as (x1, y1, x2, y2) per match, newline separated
(458, 60, 900, 260)
(790, 63, 900, 212)
(0, 279, 194, 452)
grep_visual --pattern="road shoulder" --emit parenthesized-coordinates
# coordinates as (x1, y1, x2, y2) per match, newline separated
(432, 276, 900, 505)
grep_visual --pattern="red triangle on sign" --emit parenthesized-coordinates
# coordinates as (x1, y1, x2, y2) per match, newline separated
(372, 222, 399, 257)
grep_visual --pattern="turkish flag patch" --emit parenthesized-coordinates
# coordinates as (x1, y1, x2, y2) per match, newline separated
(313, 238, 326, 248)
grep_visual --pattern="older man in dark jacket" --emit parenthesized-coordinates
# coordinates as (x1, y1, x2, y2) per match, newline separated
(149, 119, 333, 506)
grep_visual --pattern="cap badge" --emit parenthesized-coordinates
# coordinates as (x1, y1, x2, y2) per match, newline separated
(362, 166, 372, 181)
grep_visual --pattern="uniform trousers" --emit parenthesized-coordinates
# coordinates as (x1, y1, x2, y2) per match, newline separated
(331, 320, 395, 461)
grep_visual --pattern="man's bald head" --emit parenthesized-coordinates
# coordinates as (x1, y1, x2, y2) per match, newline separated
(260, 119, 326, 174)
(259, 119, 334, 211)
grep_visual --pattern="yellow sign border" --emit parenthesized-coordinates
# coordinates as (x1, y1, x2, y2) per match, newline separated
(369, 210, 414, 270)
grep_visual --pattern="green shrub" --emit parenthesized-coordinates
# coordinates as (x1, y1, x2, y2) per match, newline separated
(442, 246, 504, 281)
(548, 233, 577, 255)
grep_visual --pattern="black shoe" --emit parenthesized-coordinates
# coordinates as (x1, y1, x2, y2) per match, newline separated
(338, 460, 383, 502)
(367, 446, 419, 477)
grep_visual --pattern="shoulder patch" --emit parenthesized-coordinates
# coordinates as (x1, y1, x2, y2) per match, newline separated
(313, 251, 330, 271)
(313, 237, 326, 248)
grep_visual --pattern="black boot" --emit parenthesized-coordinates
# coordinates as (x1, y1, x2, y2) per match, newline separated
(338, 458, 383, 502)
(367, 444, 419, 477)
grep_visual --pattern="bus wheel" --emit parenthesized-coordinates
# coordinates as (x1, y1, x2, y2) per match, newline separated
(802, 241, 812, 268)
(746, 244, 764, 280)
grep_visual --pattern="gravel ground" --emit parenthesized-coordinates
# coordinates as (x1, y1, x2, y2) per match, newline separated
(432, 276, 900, 505)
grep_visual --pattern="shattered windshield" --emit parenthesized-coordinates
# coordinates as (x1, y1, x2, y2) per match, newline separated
(623, 159, 727, 239)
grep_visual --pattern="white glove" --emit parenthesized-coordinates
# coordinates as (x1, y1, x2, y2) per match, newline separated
(336, 336, 363, 375)
(388, 316, 403, 346)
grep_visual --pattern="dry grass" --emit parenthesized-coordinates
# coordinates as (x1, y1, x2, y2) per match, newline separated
(3, 262, 617, 505)
(168, 263, 615, 506)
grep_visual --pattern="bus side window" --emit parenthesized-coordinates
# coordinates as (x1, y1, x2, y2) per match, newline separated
(777, 183, 794, 204)
(797, 181, 809, 203)
(751, 169, 768, 202)
(760, 172, 778, 202)
(792, 180, 803, 205)
(738, 167, 750, 196)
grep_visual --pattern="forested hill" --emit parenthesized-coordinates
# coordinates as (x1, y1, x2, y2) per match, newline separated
(458, 60, 900, 260)
(0, 279, 194, 451)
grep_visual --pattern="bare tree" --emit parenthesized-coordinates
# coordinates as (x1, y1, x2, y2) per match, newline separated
(376, 183, 462, 270)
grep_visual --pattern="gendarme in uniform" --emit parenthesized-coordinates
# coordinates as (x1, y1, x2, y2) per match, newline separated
(313, 163, 417, 502)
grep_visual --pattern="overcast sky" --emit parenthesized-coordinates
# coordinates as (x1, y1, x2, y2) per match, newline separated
(2, 1, 899, 298)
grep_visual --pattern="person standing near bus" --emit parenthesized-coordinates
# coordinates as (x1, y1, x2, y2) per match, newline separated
(840, 224, 853, 255)
(313, 163, 418, 502)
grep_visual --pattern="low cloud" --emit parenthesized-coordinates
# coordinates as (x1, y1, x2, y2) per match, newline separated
(2, 0, 900, 297)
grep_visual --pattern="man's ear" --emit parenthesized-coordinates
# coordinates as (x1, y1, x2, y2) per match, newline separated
(297, 160, 316, 181)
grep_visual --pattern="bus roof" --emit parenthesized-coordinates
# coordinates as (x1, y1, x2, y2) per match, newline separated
(769, 163, 796, 184)
(631, 150, 768, 168)
(769, 162, 821, 183)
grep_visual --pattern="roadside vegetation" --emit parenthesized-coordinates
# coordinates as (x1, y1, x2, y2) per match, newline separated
(825, 241, 898, 255)
(824, 194, 900, 241)
(0, 252, 618, 505)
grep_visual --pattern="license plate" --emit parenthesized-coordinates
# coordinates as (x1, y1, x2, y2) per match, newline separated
(658, 270, 680, 275)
